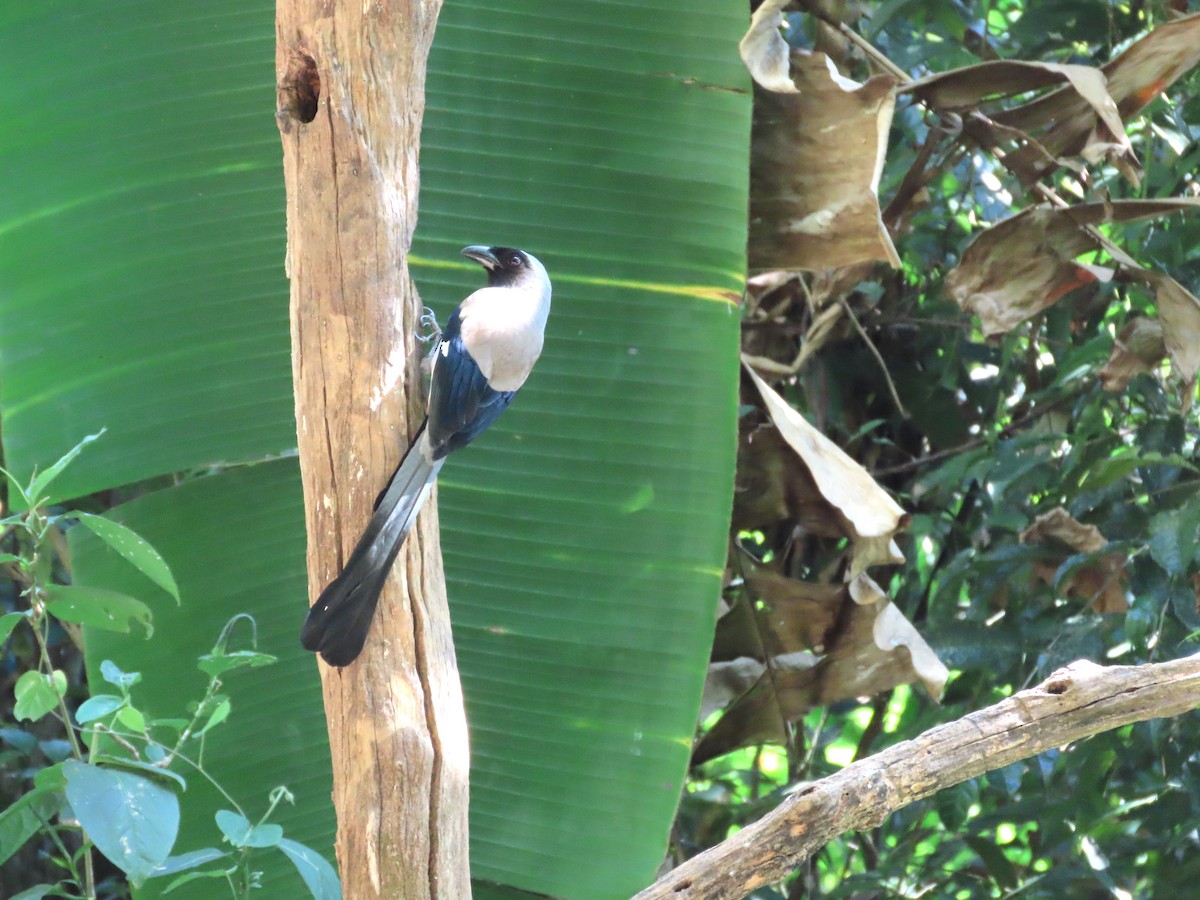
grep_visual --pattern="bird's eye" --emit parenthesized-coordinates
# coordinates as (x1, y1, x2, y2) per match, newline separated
(508, 255, 522, 267)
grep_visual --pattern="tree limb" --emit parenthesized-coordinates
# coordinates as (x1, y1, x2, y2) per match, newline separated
(636, 654, 1200, 900)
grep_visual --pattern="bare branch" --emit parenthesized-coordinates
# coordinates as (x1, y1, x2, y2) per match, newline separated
(636, 654, 1200, 900)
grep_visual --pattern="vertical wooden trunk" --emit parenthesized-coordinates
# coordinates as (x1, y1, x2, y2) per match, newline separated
(274, 2, 469, 897)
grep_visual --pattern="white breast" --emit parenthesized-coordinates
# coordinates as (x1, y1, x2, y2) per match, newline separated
(457, 280, 551, 392)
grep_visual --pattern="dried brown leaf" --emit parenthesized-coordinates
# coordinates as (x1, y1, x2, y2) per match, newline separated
(1023, 509, 1129, 614)
(907, 58, 1134, 182)
(908, 60, 1127, 151)
(734, 424, 846, 537)
(744, 362, 906, 576)
(1021, 508, 1107, 553)
(945, 199, 1200, 336)
(695, 579, 947, 763)
(994, 12, 1200, 184)
(1098, 317, 1166, 392)
(739, 0, 797, 93)
(1103, 11, 1200, 119)
(850, 574, 948, 700)
(746, 568, 844, 655)
(1143, 272, 1200, 384)
(749, 54, 900, 272)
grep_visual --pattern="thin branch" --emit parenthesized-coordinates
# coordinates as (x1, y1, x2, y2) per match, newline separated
(873, 389, 1080, 477)
(838, 299, 908, 418)
(635, 653, 1200, 900)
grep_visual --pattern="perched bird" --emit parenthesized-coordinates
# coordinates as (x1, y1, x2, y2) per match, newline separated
(301, 245, 552, 666)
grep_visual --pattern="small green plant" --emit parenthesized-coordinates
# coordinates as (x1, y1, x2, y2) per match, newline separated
(0, 434, 338, 899)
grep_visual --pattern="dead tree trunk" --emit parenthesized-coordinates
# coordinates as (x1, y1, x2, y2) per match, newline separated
(274, 2, 468, 897)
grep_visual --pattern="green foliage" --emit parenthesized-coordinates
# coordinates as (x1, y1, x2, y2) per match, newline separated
(63, 760, 180, 887)
(0, 442, 336, 899)
(680, 1, 1200, 897)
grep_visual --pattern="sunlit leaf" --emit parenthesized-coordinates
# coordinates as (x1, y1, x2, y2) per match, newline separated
(42, 585, 153, 635)
(70, 513, 180, 601)
(13, 671, 65, 723)
(63, 760, 180, 887)
(277, 837, 341, 900)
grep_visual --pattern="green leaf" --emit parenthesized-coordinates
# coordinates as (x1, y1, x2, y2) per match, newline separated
(38, 740, 72, 764)
(63, 760, 180, 887)
(0, 788, 61, 866)
(196, 698, 232, 737)
(12, 885, 59, 900)
(42, 584, 153, 635)
(90, 755, 188, 792)
(196, 650, 277, 678)
(14, 670, 65, 722)
(34, 763, 67, 792)
(1148, 505, 1200, 576)
(936, 779, 980, 831)
(0, 465, 32, 509)
(150, 847, 229, 878)
(116, 705, 147, 732)
(76, 694, 125, 724)
(964, 834, 1019, 890)
(277, 837, 342, 900)
(0, 727, 38, 756)
(216, 809, 282, 848)
(0, 611, 27, 645)
(214, 809, 251, 844)
(25, 430, 106, 504)
(74, 465, 335, 898)
(70, 512, 180, 601)
(100, 658, 141, 690)
(162, 867, 238, 894)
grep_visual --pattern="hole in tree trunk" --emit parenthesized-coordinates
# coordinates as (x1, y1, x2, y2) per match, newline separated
(279, 49, 320, 125)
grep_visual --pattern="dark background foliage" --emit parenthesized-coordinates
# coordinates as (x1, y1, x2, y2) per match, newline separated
(678, 2, 1200, 897)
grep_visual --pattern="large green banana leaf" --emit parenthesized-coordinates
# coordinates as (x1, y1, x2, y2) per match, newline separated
(3, 2, 749, 898)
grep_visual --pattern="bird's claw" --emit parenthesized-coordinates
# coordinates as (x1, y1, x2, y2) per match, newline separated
(416, 307, 441, 344)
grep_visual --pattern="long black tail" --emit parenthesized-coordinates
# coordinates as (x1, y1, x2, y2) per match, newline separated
(301, 428, 444, 666)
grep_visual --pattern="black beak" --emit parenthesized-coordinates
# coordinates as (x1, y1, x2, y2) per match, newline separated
(461, 245, 499, 270)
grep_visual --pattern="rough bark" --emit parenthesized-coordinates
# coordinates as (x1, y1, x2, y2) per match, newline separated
(637, 653, 1200, 900)
(274, 2, 466, 898)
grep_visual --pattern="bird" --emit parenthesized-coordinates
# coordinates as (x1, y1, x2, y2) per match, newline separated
(301, 245, 552, 666)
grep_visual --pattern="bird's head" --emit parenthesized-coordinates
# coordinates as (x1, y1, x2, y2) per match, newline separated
(462, 245, 548, 292)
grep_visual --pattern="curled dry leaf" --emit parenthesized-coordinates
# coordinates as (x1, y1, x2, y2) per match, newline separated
(908, 14, 1200, 185)
(851, 573, 949, 699)
(739, 1, 898, 272)
(739, 0, 797, 93)
(695, 574, 948, 763)
(743, 566, 843, 655)
(743, 361, 906, 576)
(907, 59, 1130, 181)
(1021, 508, 1130, 614)
(749, 55, 900, 272)
(1141, 271, 1200, 387)
(908, 60, 1121, 125)
(1104, 11, 1200, 119)
(1098, 317, 1166, 393)
(701, 656, 786, 723)
(1021, 507, 1106, 552)
(734, 424, 847, 539)
(945, 198, 1200, 337)
(999, 11, 1200, 184)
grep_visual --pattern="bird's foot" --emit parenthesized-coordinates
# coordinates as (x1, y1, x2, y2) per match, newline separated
(416, 307, 441, 344)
